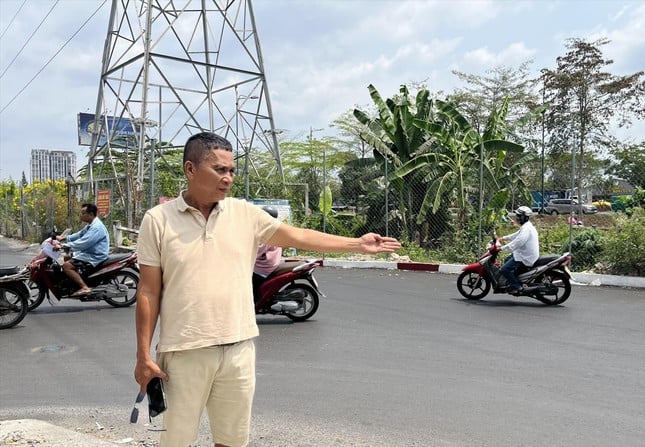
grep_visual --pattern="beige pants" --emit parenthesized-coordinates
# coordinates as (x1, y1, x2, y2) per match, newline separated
(157, 339, 256, 447)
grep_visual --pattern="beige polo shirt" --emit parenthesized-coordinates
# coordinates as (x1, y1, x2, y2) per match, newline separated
(137, 193, 281, 353)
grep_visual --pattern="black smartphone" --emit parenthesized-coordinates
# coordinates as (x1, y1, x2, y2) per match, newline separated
(146, 377, 167, 419)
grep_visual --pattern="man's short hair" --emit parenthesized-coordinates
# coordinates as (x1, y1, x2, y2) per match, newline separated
(183, 132, 233, 166)
(82, 203, 98, 216)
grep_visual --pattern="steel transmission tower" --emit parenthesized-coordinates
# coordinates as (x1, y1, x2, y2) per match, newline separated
(87, 0, 283, 225)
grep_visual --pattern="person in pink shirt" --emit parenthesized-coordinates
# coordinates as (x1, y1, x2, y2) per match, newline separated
(252, 206, 282, 303)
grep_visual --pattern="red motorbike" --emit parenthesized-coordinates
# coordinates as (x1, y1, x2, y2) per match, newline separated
(457, 233, 573, 305)
(255, 259, 324, 321)
(27, 230, 139, 310)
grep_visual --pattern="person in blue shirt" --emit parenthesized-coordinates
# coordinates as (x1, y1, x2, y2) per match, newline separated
(56, 203, 110, 296)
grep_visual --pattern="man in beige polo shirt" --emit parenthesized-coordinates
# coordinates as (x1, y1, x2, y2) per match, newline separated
(134, 132, 401, 447)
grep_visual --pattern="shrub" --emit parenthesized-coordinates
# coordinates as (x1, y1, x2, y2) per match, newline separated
(602, 208, 645, 276)
(538, 224, 571, 255)
(398, 241, 437, 263)
(566, 228, 605, 272)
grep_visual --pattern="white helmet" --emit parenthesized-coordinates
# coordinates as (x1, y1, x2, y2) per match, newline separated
(515, 206, 533, 224)
(515, 206, 533, 217)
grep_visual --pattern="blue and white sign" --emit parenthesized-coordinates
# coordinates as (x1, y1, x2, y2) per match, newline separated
(77, 112, 136, 147)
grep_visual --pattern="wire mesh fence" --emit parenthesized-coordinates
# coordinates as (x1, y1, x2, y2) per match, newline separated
(1, 168, 643, 277)
(282, 153, 644, 277)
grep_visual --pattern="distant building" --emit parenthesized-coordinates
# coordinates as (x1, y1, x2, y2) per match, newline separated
(30, 149, 76, 183)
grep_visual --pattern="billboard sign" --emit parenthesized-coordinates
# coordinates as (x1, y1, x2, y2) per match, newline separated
(77, 113, 136, 147)
(96, 189, 111, 217)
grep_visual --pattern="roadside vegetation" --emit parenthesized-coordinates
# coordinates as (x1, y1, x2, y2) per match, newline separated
(296, 204, 644, 277)
(1, 38, 643, 276)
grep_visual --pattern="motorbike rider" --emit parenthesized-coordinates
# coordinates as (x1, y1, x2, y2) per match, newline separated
(252, 206, 282, 303)
(499, 206, 539, 294)
(55, 203, 110, 296)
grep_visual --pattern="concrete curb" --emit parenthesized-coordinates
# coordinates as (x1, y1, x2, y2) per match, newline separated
(320, 259, 645, 289)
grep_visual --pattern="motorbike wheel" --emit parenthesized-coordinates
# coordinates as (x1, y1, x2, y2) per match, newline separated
(283, 284, 319, 322)
(457, 271, 491, 300)
(104, 269, 139, 307)
(533, 270, 571, 305)
(0, 284, 29, 329)
(27, 280, 47, 311)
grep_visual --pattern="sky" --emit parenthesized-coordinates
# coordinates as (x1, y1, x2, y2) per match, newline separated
(0, 0, 643, 182)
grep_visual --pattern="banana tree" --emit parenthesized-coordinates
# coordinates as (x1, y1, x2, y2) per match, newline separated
(393, 98, 524, 233)
(353, 84, 435, 241)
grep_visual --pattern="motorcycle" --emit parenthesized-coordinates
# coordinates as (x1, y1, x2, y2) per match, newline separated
(255, 259, 324, 321)
(27, 230, 139, 310)
(457, 233, 573, 305)
(0, 265, 30, 329)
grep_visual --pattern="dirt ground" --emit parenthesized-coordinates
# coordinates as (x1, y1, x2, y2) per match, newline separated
(533, 212, 617, 229)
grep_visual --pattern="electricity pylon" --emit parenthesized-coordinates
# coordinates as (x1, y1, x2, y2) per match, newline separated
(86, 0, 283, 225)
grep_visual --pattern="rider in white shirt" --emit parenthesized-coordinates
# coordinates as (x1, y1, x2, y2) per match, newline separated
(499, 206, 539, 294)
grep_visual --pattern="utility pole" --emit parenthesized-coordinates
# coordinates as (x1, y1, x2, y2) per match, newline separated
(309, 127, 325, 231)
(541, 83, 546, 214)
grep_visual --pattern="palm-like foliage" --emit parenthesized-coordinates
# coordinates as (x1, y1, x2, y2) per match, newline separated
(395, 97, 524, 230)
(354, 85, 532, 245)
(353, 84, 435, 241)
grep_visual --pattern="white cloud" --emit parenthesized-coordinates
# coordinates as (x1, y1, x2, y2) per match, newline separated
(1, 0, 643, 181)
(462, 41, 536, 68)
(591, 3, 645, 74)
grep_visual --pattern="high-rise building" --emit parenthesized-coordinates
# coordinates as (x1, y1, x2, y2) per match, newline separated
(30, 149, 76, 183)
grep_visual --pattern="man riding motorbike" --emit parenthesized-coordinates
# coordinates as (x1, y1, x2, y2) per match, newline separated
(499, 206, 539, 295)
(55, 203, 110, 296)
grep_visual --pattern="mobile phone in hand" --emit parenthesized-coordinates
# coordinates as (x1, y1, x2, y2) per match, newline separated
(146, 377, 167, 418)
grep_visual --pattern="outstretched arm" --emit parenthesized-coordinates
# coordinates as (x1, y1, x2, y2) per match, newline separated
(267, 224, 400, 254)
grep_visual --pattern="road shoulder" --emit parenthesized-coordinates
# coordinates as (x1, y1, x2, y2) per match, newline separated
(0, 419, 119, 447)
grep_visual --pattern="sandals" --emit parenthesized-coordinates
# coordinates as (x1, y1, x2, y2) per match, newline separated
(71, 287, 92, 296)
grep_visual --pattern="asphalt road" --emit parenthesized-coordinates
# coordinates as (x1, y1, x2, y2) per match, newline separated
(1, 238, 644, 446)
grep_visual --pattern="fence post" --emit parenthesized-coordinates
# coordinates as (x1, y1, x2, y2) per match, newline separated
(113, 220, 123, 247)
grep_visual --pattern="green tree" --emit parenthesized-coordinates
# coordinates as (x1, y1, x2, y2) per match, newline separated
(541, 38, 644, 208)
(608, 142, 645, 189)
(398, 98, 524, 232)
(17, 180, 69, 241)
(331, 110, 374, 159)
(353, 84, 436, 242)
(0, 180, 19, 236)
(449, 62, 545, 194)
(450, 62, 539, 134)
(269, 136, 354, 221)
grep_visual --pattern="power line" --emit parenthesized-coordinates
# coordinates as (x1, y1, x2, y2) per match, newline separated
(0, 0, 60, 80)
(0, 0, 108, 115)
(0, 0, 28, 40)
